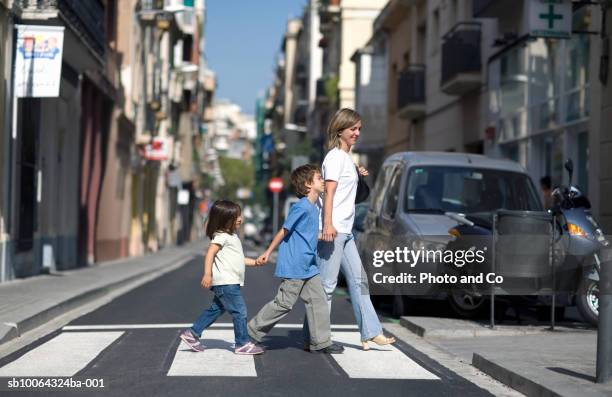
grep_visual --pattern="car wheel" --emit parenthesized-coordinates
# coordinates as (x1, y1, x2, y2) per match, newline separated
(447, 291, 486, 318)
(577, 278, 599, 326)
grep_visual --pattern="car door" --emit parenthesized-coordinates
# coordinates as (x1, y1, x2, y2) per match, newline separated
(367, 164, 404, 294)
(359, 163, 396, 267)
(379, 165, 404, 245)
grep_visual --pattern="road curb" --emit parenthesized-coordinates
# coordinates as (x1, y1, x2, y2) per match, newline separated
(398, 316, 574, 338)
(0, 252, 195, 347)
(472, 353, 563, 397)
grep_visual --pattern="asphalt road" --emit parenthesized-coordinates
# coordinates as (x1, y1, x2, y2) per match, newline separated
(0, 248, 497, 397)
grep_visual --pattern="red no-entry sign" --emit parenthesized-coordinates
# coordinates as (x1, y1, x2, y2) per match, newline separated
(268, 177, 283, 193)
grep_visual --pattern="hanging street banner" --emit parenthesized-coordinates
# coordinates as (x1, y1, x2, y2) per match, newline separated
(527, 0, 572, 39)
(14, 25, 65, 98)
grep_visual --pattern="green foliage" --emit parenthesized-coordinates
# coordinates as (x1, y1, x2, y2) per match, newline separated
(324, 75, 339, 105)
(217, 156, 254, 201)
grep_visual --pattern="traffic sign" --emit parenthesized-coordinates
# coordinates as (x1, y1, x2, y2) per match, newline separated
(268, 177, 283, 193)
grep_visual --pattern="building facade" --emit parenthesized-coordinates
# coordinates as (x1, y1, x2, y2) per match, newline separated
(0, 0, 214, 282)
(479, 0, 592, 194)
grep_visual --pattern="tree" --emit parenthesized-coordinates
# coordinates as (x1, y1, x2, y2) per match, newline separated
(217, 156, 254, 201)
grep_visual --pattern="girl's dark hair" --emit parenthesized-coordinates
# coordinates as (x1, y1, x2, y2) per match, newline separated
(206, 200, 241, 239)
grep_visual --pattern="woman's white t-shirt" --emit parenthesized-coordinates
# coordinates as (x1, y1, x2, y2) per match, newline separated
(321, 147, 358, 233)
(210, 232, 245, 286)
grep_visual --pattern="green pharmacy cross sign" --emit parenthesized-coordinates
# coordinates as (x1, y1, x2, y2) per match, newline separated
(539, 4, 563, 29)
(528, 0, 572, 39)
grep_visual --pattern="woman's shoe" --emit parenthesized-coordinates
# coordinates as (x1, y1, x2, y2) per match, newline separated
(361, 334, 396, 351)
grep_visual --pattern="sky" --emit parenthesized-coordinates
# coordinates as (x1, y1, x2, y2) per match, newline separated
(205, 0, 307, 116)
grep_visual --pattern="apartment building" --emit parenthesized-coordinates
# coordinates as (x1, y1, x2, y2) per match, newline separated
(0, 0, 214, 282)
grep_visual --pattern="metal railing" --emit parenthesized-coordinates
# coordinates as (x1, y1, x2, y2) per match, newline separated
(141, 0, 165, 10)
(397, 64, 425, 109)
(441, 22, 482, 87)
(14, 0, 58, 9)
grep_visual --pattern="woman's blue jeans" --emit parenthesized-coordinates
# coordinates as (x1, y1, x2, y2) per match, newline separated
(317, 233, 382, 340)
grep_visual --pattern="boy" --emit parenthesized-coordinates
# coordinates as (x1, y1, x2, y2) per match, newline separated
(248, 165, 344, 354)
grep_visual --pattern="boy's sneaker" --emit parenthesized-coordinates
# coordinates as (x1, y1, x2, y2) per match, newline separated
(234, 342, 265, 355)
(311, 343, 344, 354)
(179, 329, 205, 352)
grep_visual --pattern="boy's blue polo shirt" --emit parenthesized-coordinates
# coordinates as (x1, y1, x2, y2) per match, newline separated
(275, 197, 320, 279)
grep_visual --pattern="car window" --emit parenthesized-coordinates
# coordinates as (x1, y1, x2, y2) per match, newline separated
(382, 168, 402, 219)
(371, 164, 395, 215)
(405, 166, 542, 213)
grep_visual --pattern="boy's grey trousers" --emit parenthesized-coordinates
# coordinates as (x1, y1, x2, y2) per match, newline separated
(247, 274, 332, 350)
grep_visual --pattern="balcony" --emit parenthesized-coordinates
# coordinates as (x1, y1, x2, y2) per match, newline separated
(397, 64, 425, 119)
(13, 0, 59, 19)
(295, 63, 307, 83)
(166, 0, 196, 35)
(316, 78, 327, 103)
(441, 22, 482, 96)
(141, 0, 165, 10)
(319, 0, 340, 27)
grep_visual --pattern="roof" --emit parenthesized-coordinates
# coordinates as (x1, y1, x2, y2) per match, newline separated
(383, 152, 527, 173)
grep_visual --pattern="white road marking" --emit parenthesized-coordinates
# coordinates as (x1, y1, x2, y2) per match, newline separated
(62, 323, 359, 331)
(0, 332, 123, 376)
(167, 329, 257, 377)
(330, 332, 439, 380)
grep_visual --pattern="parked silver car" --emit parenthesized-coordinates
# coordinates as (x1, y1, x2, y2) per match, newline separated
(357, 152, 543, 317)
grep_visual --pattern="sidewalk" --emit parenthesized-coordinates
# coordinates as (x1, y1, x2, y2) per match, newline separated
(0, 241, 204, 347)
(400, 316, 612, 397)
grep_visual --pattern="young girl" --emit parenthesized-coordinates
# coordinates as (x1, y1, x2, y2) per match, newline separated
(179, 200, 265, 355)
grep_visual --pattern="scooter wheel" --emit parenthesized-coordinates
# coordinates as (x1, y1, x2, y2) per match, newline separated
(577, 278, 599, 326)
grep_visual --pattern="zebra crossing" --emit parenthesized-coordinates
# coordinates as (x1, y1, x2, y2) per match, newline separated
(0, 332, 124, 377)
(0, 324, 439, 381)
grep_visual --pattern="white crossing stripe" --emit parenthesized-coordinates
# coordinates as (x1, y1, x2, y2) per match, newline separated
(0, 332, 123, 377)
(330, 332, 439, 380)
(62, 323, 359, 331)
(167, 329, 257, 377)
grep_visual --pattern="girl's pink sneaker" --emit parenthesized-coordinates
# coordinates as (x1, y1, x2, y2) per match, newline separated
(234, 342, 264, 355)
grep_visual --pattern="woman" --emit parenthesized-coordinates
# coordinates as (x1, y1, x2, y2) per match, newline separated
(319, 108, 395, 350)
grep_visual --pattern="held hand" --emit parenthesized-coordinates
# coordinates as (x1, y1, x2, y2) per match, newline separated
(322, 224, 337, 242)
(201, 273, 212, 289)
(257, 252, 270, 265)
(358, 166, 369, 177)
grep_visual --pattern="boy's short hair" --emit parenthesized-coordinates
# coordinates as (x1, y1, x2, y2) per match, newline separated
(290, 164, 321, 198)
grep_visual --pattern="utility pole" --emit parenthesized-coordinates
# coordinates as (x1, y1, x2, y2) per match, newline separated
(596, 1, 612, 384)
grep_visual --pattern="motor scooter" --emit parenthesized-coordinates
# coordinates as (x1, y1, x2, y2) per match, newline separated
(551, 160, 609, 326)
(444, 159, 609, 324)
